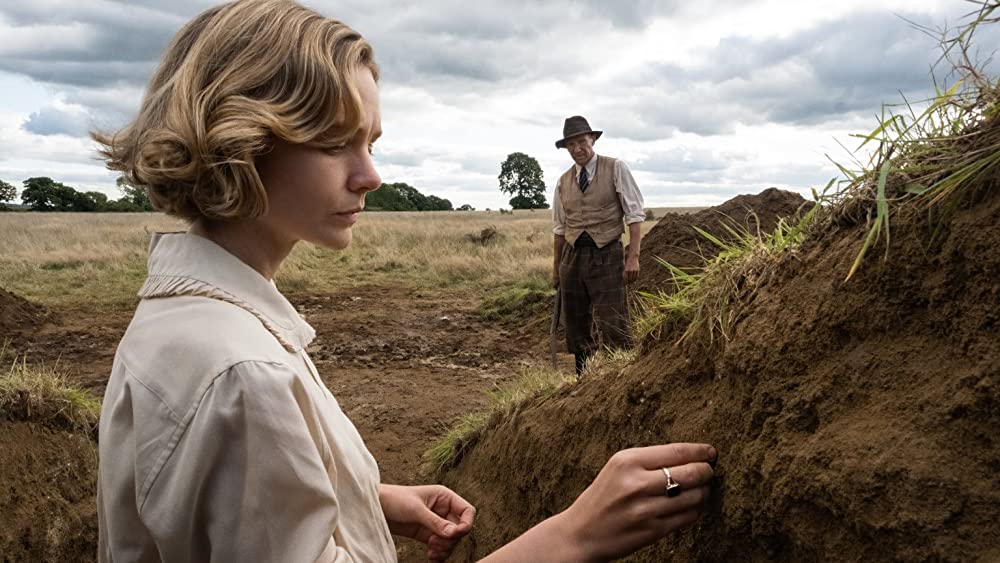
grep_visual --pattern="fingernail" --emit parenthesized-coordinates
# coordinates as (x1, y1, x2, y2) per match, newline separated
(708, 446, 718, 460)
(444, 523, 456, 536)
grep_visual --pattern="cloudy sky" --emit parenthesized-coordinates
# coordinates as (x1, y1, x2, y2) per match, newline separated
(0, 0, 992, 209)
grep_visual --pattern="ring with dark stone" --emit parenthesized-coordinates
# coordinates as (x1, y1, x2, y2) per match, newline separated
(662, 467, 683, 498)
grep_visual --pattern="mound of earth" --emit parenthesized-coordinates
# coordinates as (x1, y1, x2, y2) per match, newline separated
(440, 185, 1000, 560)
(0, 421, 98, 562)
(635, 188, 808, 296)
(0, 288, 52, 338)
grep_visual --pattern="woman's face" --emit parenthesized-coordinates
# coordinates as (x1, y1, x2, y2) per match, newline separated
(256, 67, 382, 251)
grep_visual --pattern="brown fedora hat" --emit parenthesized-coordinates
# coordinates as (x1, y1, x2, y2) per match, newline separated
(555, 115, 603, 149)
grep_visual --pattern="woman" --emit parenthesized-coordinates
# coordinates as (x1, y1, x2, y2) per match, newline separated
(94, 1, 717, 561)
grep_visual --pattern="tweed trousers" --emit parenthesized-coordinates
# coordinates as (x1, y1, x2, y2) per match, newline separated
(558, 239, 631, 355)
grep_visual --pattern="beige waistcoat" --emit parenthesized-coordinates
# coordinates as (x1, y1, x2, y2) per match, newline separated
(558, 155, 624, 248)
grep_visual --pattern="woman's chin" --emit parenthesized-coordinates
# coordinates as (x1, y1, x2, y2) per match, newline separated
(311, 230, 352, 251)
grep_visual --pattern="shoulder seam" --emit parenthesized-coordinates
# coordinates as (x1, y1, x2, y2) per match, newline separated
(118, 357, 182, 423)
(136, 359, 295, 512)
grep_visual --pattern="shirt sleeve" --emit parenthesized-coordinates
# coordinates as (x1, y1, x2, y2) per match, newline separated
(140, 361, 358, 563)
(552, 181, 566, 235)
(614, 160, 646, 225)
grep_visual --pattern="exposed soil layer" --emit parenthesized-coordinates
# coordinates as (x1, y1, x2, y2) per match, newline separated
(634, 188, 808, 296)
(441, 187, 1000, 561)
(0, 421, 99, 563)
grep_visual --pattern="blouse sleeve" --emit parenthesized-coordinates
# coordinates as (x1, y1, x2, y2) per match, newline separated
(139, 360, 359, 562)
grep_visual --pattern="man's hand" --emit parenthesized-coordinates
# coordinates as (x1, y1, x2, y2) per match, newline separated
(379, 484, 475, 561)
(552, 269, 560, 289)
(624, 255, 640, 285)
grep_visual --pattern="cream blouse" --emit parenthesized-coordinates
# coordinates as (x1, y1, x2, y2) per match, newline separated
(97, 233, 396, 562)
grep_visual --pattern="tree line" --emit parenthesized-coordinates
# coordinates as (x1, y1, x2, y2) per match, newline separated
(0, 150, 552, 213)
(0, 177, 466, 213)
(0, 177, 154, 212)
(365, 182, 455, 211)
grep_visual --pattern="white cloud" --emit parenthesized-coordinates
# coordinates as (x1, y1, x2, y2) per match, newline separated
(22, 99, 94, 137)
(0, 0, 987, 210)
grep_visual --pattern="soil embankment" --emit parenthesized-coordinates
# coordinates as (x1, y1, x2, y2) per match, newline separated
(441, 186, 1000, 561)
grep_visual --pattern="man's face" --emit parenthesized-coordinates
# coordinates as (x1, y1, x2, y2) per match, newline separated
(564, 134, 596, 166)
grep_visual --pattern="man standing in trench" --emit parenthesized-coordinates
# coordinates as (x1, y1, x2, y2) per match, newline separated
(552, 115, 645, 376)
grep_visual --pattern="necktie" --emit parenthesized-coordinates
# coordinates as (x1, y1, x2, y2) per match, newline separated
(579, 167, 589, 192)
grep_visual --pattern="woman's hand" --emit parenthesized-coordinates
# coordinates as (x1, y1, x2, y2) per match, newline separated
(560, 443, 717, 561)
(481, 442, 717, 562)
(378, 484, 476, 561)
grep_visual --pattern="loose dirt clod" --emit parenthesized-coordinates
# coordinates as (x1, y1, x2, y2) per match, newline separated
(0, 288, 53, 339)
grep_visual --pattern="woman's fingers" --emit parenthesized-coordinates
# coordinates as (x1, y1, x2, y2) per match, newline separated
(631, 484, 711, 520)
(652, 507, 703, 535)
(429, 485, 476, 532)
(608, 461, 713, 521)
(637, 461, 715, 497)
(627, 443, 717, 471)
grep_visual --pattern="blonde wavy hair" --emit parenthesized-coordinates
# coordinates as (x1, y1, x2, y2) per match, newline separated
(93, 0, 378, 221)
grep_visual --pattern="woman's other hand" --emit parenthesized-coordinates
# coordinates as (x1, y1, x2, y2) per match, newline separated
(378, 484, 476, 561)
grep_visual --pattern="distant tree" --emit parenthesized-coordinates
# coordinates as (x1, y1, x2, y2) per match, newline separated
(367, 183, 416, 211)
(21, 177, 81, 211)
(105, 199, 142, 212)
(74, 191, 110, 212)
(508, 193, 547, 209)
(0, 179, 17, 205)
(366, 182, 452, 211)
(457, 204, 475, 211)
(499, 152, 548, 210)
(424, 195, 453, 211)
(393, 183, 431, 210)
(116, 176, 153, 211)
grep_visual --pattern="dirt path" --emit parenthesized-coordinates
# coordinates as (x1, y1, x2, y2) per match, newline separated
(11, 284, 558, 561)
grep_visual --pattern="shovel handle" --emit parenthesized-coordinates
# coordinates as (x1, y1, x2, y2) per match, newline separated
(549, 287, 561, 369)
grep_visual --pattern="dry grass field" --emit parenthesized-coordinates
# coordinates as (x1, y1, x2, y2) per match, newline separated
(0, 208, 692, 309)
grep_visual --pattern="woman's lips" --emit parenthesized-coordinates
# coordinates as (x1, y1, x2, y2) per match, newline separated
(334, 210, 361, 224)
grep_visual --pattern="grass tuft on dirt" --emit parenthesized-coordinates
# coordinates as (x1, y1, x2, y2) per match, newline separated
(0, 344, 100, 435)
(825, 2, 1000, 279)
(476, 273, 554, 322)
(424, 364, 574, 479)
(580, 346, 641, 379)
(634, 201, 821, 347)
